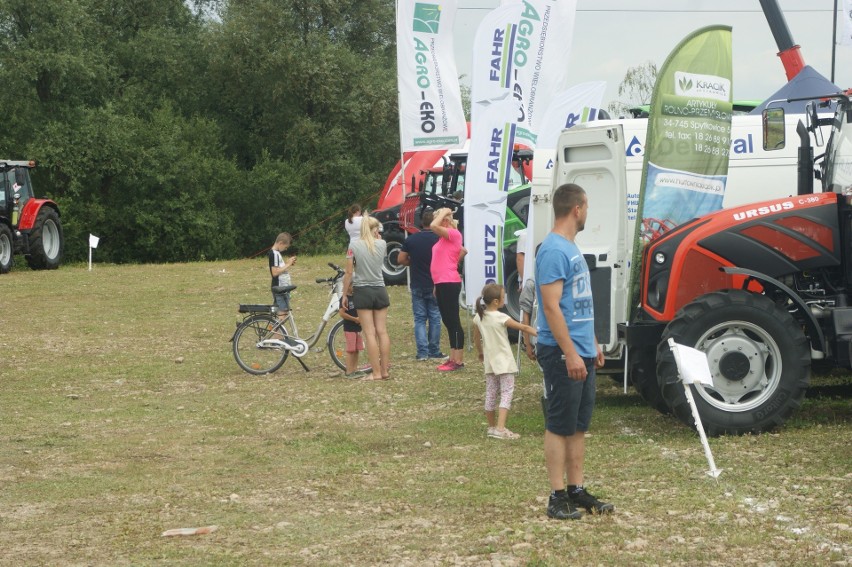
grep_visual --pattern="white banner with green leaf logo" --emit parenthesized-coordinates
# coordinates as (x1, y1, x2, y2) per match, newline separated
(635, 25, 733, 241)
(396, 1, 467, 151)
(476, 0, 577, 149)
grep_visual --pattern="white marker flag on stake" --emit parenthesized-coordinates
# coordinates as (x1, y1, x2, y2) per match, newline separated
(88, 234, 100, 271)
(668, 338, 722, 479)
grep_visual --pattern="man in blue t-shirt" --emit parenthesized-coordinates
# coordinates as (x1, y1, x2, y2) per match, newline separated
(535, 183, 614, 521)
(398, 210, 445, 361)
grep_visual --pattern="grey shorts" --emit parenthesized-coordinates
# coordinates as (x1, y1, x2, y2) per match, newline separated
(272, 291, 291, 312)
(537, 343, 596, 436)
(353, 285, 390, 310)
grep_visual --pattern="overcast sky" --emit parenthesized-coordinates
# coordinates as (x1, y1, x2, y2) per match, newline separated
(454, 0, 852, 107)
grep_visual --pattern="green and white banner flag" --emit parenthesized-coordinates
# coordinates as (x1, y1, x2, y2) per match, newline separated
(475, 0, 578, 149)
(397, 1, 467, 151)
(636, 25, 733, 241)
(629, 25, 732, 315)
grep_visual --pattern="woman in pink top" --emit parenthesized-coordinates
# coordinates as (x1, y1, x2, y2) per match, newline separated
(430, 207, 467, 371)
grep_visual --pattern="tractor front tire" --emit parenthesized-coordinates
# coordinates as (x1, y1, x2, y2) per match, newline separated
(0, 223, 13, 273)
(657, 290, 810, 436)
(382, 230, 407, 286)
(26, 207, 63, 270)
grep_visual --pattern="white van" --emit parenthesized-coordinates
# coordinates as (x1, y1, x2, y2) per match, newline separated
(530, 113, 807, 357)
(533, 113, 805, 252)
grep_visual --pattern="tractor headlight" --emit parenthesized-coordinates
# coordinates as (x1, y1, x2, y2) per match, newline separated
(654, 252, 666, 265)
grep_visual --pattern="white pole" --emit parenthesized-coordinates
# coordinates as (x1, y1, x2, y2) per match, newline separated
(682, 382, 723, 479)
(395, 0, 407, 200)
(88, 246, 92, 271)
(667, 338, 722, 480)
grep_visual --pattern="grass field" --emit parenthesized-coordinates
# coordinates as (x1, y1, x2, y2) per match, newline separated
(1, 256, 850, 566)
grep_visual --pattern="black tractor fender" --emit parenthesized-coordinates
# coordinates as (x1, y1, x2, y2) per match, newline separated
(722, 266, 826, 356)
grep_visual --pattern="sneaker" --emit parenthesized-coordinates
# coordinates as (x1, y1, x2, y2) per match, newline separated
(487, 427, 496, 437)
(569, 487, 614, 514)
(429, 352, 448, 360)
(546, 493, 582, 520)
(488, 428, 520, 440)
(437, 360, 462, 372)
(416, 356, 429, 362)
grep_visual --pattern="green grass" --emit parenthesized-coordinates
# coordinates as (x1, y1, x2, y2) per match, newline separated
(0, 256, 850, 565)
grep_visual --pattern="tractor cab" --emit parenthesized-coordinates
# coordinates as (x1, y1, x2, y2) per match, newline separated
(0, 160, 35, 227)
(762, 92, 852, 196)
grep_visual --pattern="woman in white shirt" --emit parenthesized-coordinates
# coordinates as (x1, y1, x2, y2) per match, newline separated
(344, 203, 363, 248)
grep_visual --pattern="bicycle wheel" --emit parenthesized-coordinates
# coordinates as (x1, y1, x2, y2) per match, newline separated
(233, 314, 289, 375)
(327, 319, 348, 371)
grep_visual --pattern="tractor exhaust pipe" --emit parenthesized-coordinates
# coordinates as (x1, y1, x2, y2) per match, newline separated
(759, 0, 806, 81)
(796, 120, 814, 195)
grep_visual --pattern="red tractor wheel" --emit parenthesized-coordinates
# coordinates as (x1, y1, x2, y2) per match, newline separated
(25, 207, 63, 270)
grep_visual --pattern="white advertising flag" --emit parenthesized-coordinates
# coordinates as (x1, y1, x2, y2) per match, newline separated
(89, 234, 100, 249)
(536, 81, 607, 149)
(463, 95, 518, 304)
(840, 0, 852, 46)
(472, 0, 578, 149)
(397, 1, 467, 151)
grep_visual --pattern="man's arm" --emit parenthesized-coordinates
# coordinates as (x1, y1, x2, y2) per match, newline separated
(397, 250, 410, 266)
(270, 256, 295, 277)
(540, 280, 587, 381)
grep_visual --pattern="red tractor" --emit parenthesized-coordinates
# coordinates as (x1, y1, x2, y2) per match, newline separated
(623, 93, 852, 435)
(0, 160, 63, 273)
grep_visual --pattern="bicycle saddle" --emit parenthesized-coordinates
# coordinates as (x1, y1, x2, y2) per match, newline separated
(272, 285, 297, 294)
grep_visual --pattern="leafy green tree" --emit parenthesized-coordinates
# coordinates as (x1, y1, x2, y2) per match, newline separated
(205, 0, 398, 203)
(0, 0, 403, 263)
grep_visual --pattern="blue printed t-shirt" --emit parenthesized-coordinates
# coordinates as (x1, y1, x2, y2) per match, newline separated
(400, 230, 439, 289)
(534, 232, 596, 357)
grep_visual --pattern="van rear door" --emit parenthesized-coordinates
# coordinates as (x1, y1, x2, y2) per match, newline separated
(532, 124, 629, 353)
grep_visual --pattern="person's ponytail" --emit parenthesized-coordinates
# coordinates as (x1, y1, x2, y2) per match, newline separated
(475, 296, 486, 319)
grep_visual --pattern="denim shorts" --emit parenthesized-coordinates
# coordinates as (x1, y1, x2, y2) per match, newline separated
(537, 343, 597, 436)
(272, 291, 291, 312)
(353, 285, 390, 310)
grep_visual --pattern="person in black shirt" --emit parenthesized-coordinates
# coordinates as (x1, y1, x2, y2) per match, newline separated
(338, 283, 366, 378)
(398, 210, 445, 361)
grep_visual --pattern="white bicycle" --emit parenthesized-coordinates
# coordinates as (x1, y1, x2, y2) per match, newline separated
(231, 262, 363, 375)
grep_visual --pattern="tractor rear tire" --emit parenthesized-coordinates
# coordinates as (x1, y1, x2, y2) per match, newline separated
(656, 290, 810, 436)
(25, 207, 63, 270)
(382, 230, 407, 286)
(629, 344, 670, 414)
(0, 223, 13, 273)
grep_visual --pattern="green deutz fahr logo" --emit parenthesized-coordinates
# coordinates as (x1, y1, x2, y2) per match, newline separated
(678, 76, 693, 92)
(413, 3, 441, 34)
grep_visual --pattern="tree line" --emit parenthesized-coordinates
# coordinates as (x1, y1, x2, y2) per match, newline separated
(0, 0, 399, 262)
